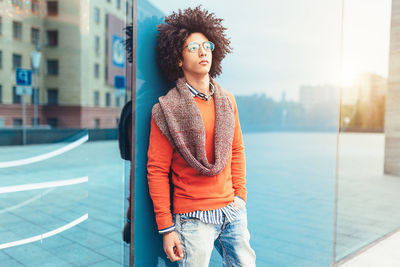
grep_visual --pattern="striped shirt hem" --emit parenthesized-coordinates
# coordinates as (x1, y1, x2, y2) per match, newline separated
(158, 224, 176, 234)
(179, 196, 245, 225)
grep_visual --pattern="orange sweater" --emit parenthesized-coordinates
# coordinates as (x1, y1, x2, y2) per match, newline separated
(147, 92, 246, 231)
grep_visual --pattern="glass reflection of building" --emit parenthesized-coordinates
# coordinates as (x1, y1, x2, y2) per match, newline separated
(0, 0, 132, 129)
(341, 73, 387, 131)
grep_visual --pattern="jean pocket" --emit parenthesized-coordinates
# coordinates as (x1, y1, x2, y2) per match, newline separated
(178, 214, 200, 230)
(179, 214, 198, 222)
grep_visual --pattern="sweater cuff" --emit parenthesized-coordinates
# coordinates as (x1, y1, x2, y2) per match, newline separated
(158, 224, 176, 235)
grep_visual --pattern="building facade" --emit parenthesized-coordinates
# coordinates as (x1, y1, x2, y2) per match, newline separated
(385, 0, 400, 175)
(0, 0, 131, 128)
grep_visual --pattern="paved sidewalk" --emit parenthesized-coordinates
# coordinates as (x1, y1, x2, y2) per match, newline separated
(338, 229, 400, 267)
(0, 140, 129, 266)
(0, 132, 398, 266)
(335, 133, 400, 262)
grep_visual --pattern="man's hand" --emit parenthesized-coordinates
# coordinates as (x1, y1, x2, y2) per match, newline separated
(163, 231, 184, 262)
(233, 196, 246, 210)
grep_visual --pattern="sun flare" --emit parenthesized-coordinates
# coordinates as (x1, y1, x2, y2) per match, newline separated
(341, 66, 356, 87)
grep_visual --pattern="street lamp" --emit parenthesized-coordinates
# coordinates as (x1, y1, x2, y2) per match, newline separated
(31, 50, 41, 127)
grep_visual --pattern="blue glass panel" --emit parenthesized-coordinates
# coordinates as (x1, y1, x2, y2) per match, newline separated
(135, 1, 341, 266)
(334, 0, 399, 263)
(0, 0, 132, 265)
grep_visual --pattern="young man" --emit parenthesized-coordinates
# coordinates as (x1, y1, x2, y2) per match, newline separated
(148, 6, 256, 266)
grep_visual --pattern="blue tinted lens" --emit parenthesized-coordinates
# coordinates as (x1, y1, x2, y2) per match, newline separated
(187, 42, 200, 52)
(205, 41, 214, 51)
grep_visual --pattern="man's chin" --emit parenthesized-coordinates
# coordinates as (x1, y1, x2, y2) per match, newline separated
(182, 68, 211, 78)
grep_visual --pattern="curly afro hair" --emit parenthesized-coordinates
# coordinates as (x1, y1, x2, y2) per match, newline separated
(157, 6, 232, 82)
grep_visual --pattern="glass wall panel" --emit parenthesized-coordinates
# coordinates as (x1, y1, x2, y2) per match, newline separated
(135, 0, 341, 266)
(334, 0, 399, 264)
(0, 0, 132, 265)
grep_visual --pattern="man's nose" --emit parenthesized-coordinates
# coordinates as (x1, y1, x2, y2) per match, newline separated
(199, 45, 207, 56)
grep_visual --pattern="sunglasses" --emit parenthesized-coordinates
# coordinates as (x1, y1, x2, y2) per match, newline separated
(185, 41, 215, 53)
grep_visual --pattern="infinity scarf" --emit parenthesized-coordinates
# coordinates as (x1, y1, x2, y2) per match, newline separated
(152, 77, 235, 176)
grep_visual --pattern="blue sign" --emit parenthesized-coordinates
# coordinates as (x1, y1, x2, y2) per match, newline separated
(114, 75, 126, 89)
(16, 68, 32, 86)
(112, 35, 125, 68)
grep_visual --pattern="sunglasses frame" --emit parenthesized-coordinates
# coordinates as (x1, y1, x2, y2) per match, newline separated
(184, 41, 215, 53)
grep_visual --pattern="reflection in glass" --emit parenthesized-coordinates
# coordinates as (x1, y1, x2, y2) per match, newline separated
(334, 0, 398, 264)
(0, 0, 132, 265)
(135, 0, 341, 266)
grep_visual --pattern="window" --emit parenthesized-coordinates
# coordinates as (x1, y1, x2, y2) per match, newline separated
(116, 0, 121, 9)
(126, 1, 130, 16)
(12, 0, 22, 8)
(0, 50, 2, 69)
(94, 64, 100, 78)
(32, 118, 39, 125)
(105, 92, 111, 107)
(94, 91, 100, 107)
(94, 119, 100, 129)
(105, 33, 108, 52)
(13, 21, 22, 40)
(31, 0, 40, 15)
(47, 88, 58, 105)
(94, 91, 100, 106)
(12, 54, 22, 70)
(13, 119, 22, 126)
(46, 30, 58, 46)
(104, 66, 107, 81)
(94, 8, 100, 24)
(47, 118, 57, 128)
(47, 60, 58, 75)
(115, 95, 121, 107)
(94, 35, 100, 56)
(31, 27, 40, 47)
(47, 1, 58, 16)
(13, 86, 21, 104)
(0, 84, 2, 103)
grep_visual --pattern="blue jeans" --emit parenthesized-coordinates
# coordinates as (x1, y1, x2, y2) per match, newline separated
(174, 206, 256, 267)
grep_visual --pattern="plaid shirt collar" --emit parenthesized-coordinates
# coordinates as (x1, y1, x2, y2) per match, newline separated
(186, 82, 215, 101)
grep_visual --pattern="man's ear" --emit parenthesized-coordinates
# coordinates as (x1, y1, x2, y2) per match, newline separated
(178, 59, 183, 67)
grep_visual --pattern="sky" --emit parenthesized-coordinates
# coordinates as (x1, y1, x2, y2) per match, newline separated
(146, 0, 392, 101)
(341, 0, 391, 86)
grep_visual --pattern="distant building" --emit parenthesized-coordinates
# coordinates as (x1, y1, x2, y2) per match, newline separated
(298, 84, 339, 129)
(0, 0, 132, 128)
(341, 85, 358, 106)
(342, 73, 386, 107)
(299, 84, 338, 113)
(341, 73, 387, 130)
(354, 73, 386, 104)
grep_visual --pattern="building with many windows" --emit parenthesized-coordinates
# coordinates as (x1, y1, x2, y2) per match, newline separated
(0, 0, 132, 128)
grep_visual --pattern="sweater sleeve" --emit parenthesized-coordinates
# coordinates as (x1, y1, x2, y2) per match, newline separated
(229, 93, 247, 202)
(147, 116, 175, 231)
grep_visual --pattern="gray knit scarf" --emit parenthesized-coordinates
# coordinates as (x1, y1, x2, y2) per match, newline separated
(152, 77, 235, 176)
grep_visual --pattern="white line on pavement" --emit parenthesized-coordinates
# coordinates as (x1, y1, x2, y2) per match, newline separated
(0, 214, 88, 249)
(0, 134, 88, 168)
(0, 176, 88, 194)
(0, 188, 54, 214)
